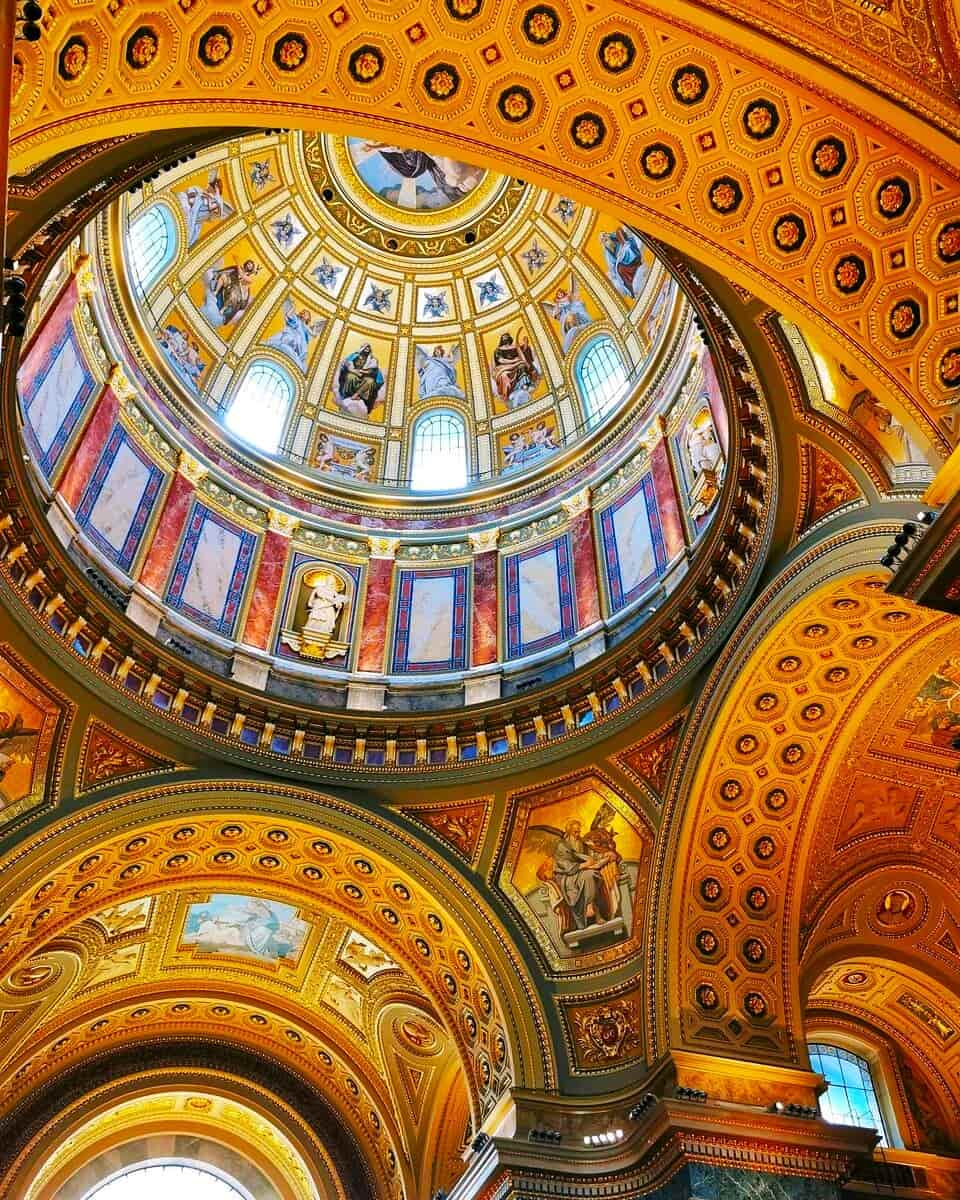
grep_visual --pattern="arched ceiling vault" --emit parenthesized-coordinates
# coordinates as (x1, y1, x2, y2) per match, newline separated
(7, 1, 960, 457)
(659, 532, 960, 1092)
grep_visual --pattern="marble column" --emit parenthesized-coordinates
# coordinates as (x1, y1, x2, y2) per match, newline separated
(470, 529, 499, 668)
(701, 346, 730, 453)
(356, 536, 397, 674)
(649, 418, 686, 561)
(58, 365, 132, 510)
(137, 452, 205, 596)
(16, 257, 89, 398)
(240, 509, 295, 651)
(563, 490, 601, 630)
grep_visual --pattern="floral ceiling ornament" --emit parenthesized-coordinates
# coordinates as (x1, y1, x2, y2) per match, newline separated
(671, 63, 708, 103)
(126, 26, 159, 70)
(522, 5, 561, 45)
(497, 85, 534, 123)
(348, 43, 385, 84)
(445, 0, 483, 19)
(876, 176, 913, 219)
(773, 213, 807, 252)
(742, 98, 780, 139)
(640, 142, 675, 179)
(833, 254, 867, 294)
(199, 27, 233, 67)
(57, 36, 89, 81)
(936, 221, 960, 262)
(273, 32, 307, 72)
(598, 33, 636, 74)
(889, 298, 922, 339)
(939, 347, 960, 389)
(811, 136, 847, 178)
(570, 111, 607, 150)
(708, 176, 742, 213)
(424, 62, 460, 101)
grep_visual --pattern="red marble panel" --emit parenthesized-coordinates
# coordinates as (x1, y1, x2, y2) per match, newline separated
(650, 439, 686, 561)
(357, 556, 395, 674)
(138, 472, 194, 596)
(16, 277, 79, 399)
(57, 385, 120, 511)
(240, 529, 290, 651)
(471, 549, 499, 667)
(570, 509, 601, 629)
(701, 350, 729, 454)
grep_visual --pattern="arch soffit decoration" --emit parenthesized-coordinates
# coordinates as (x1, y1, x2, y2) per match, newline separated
(7, 1, 960, 456)
(0, 784, 556, 1121)
(657, 526, 959, 1084)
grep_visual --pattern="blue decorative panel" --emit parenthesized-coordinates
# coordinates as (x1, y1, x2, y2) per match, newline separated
(391, 566, 468, 673)
(21, 325, 97, 479)
(165, 501, 257, 637)
(75, 424, 165, 573)
(503, 534, 577, 660)
(598, 473, 666, 613)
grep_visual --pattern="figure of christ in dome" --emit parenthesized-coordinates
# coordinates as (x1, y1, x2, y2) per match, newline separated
(351, 139, 484, 210)
(415, 344, 465, 402)
(201, 259, 260, 329)
(333, 344, 386, 419)
(542, 275, 593, 354)
(266, 298, 325, 371)
(177, 169, 233, 247)
(491, 330, 541, 410)
(600, 226, 648, 300)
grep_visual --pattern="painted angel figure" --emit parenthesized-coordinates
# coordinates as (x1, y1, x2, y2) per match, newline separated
(422, 291, 449, 319)
(363, 283, 393, 315)
(415, 344, 465, 401)
(200, 258, 260, 328)
(178, 169, 233, 247)
(475, 274, 506, 307)
(158, 323, 206, 388)
(271, 211, 302, 251)
(542, 275, 592, 353)
(600, 226, 647, 300)
(249, 159, 275, 192)
(552, 197, 577, 225)
(312, 258, 344, 292)
(266, 298, 325, 371)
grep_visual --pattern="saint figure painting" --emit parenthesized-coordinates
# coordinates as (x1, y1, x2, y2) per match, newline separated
(348, 138, 484, 212)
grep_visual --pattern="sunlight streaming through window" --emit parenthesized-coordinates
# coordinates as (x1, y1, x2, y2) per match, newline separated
(576, 335, 629, 426)
(808, 1043, 890, 1145)
(86, 1163, 249, 1200)
(225, 360, 294, 454)
(410, 409, 468, 491)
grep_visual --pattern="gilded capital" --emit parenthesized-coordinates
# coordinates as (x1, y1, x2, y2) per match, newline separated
(268, 508, 299, 536)
(177, 451, 208, 485)
(561, 489, 591, 520)
(468, 528, 500, 555)
(368, 535, 399, 560)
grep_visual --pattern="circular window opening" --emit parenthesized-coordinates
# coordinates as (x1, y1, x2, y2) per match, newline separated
(85, 1162, 252, 1200)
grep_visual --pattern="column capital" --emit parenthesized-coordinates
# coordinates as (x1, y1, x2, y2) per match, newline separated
(106, 363, 137, 401)
(368, 535, 399, 560)
(267, 508, 298, 536)
(468, 528, 500, 555)
(73, 253, 96, 299)
(561, 488, 591, 520)
(177, 451, 207, 485)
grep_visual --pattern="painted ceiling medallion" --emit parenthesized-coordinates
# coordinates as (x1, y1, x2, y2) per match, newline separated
(497, 85, 534, 122)
(772, 213, 807, 252)
(199, 27, 233, 67)
(708, 176, 742, 213)
(598, 33, 636, 74)
(696, 983, 720, 1010)
(57, 36, 89, 81)
(273, 33, 308, 71)
(671, 63, 708, 103)
(522, 5, 561, 44)
(876, 176, 912, 219)
(348, 44, 385, 84)
(424, 62, 460, 101)
(833, 253, 867, 294)
(742, 99, 780, 139)
(640, 142, 675, 180)
(126, 26, 159, 70)
(939, 347, 960, 388)
(445, 0, 483, 19)
(811, 136, 847, 178)
(570, 111, 607, 150)
(889, 298, 922, 339)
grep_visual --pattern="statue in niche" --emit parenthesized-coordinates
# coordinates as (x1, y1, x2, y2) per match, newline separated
(281, 568, 351, 661)
(684, 405, 724, 518)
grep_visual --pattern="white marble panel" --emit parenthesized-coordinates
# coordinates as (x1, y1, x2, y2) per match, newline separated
(611, 488, 655, 596)
(87, 441, 151, 553)
(407, 575, 455, 665)
(181, 516, 243, 621)
(518, 548, 561, 646)
(28, 336, 86, 454)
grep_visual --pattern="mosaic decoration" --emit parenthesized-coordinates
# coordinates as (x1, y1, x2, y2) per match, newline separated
(181, 893, 310, 965)
(0, 647, 70, 829)
(77, 719, 178, 794)
(398, 797, 491, 864)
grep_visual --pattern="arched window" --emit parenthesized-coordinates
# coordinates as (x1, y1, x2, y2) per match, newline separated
(225, 360, 294, 454)
(127, 204, 178, 292)
(808, 1043, 891, 1145)
(576, 335, 629, 427)
(410, 409, 468, 491)
(86, 1162, 250, 1200)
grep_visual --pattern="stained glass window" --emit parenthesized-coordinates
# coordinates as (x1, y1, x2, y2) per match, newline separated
(86, 1163, 249, 1200)
(410, 409, 468, 491)
(225, 360, 294, 454)
(127, 204, 177, 291)
(576, 335, 629, 426)
(808, 1042, 890, 1145)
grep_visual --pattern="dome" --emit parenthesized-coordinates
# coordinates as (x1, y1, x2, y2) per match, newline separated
(15, 127, 748, 756)
(102, 132, 686, 498)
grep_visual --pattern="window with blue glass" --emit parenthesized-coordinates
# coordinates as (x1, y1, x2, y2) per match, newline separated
(225, 359, 294, 454)
(410, 409, 468, 491)
(808, 1043, 891, 1145)
(576, 335, 629, 426)
(127, 203, 178, 292)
